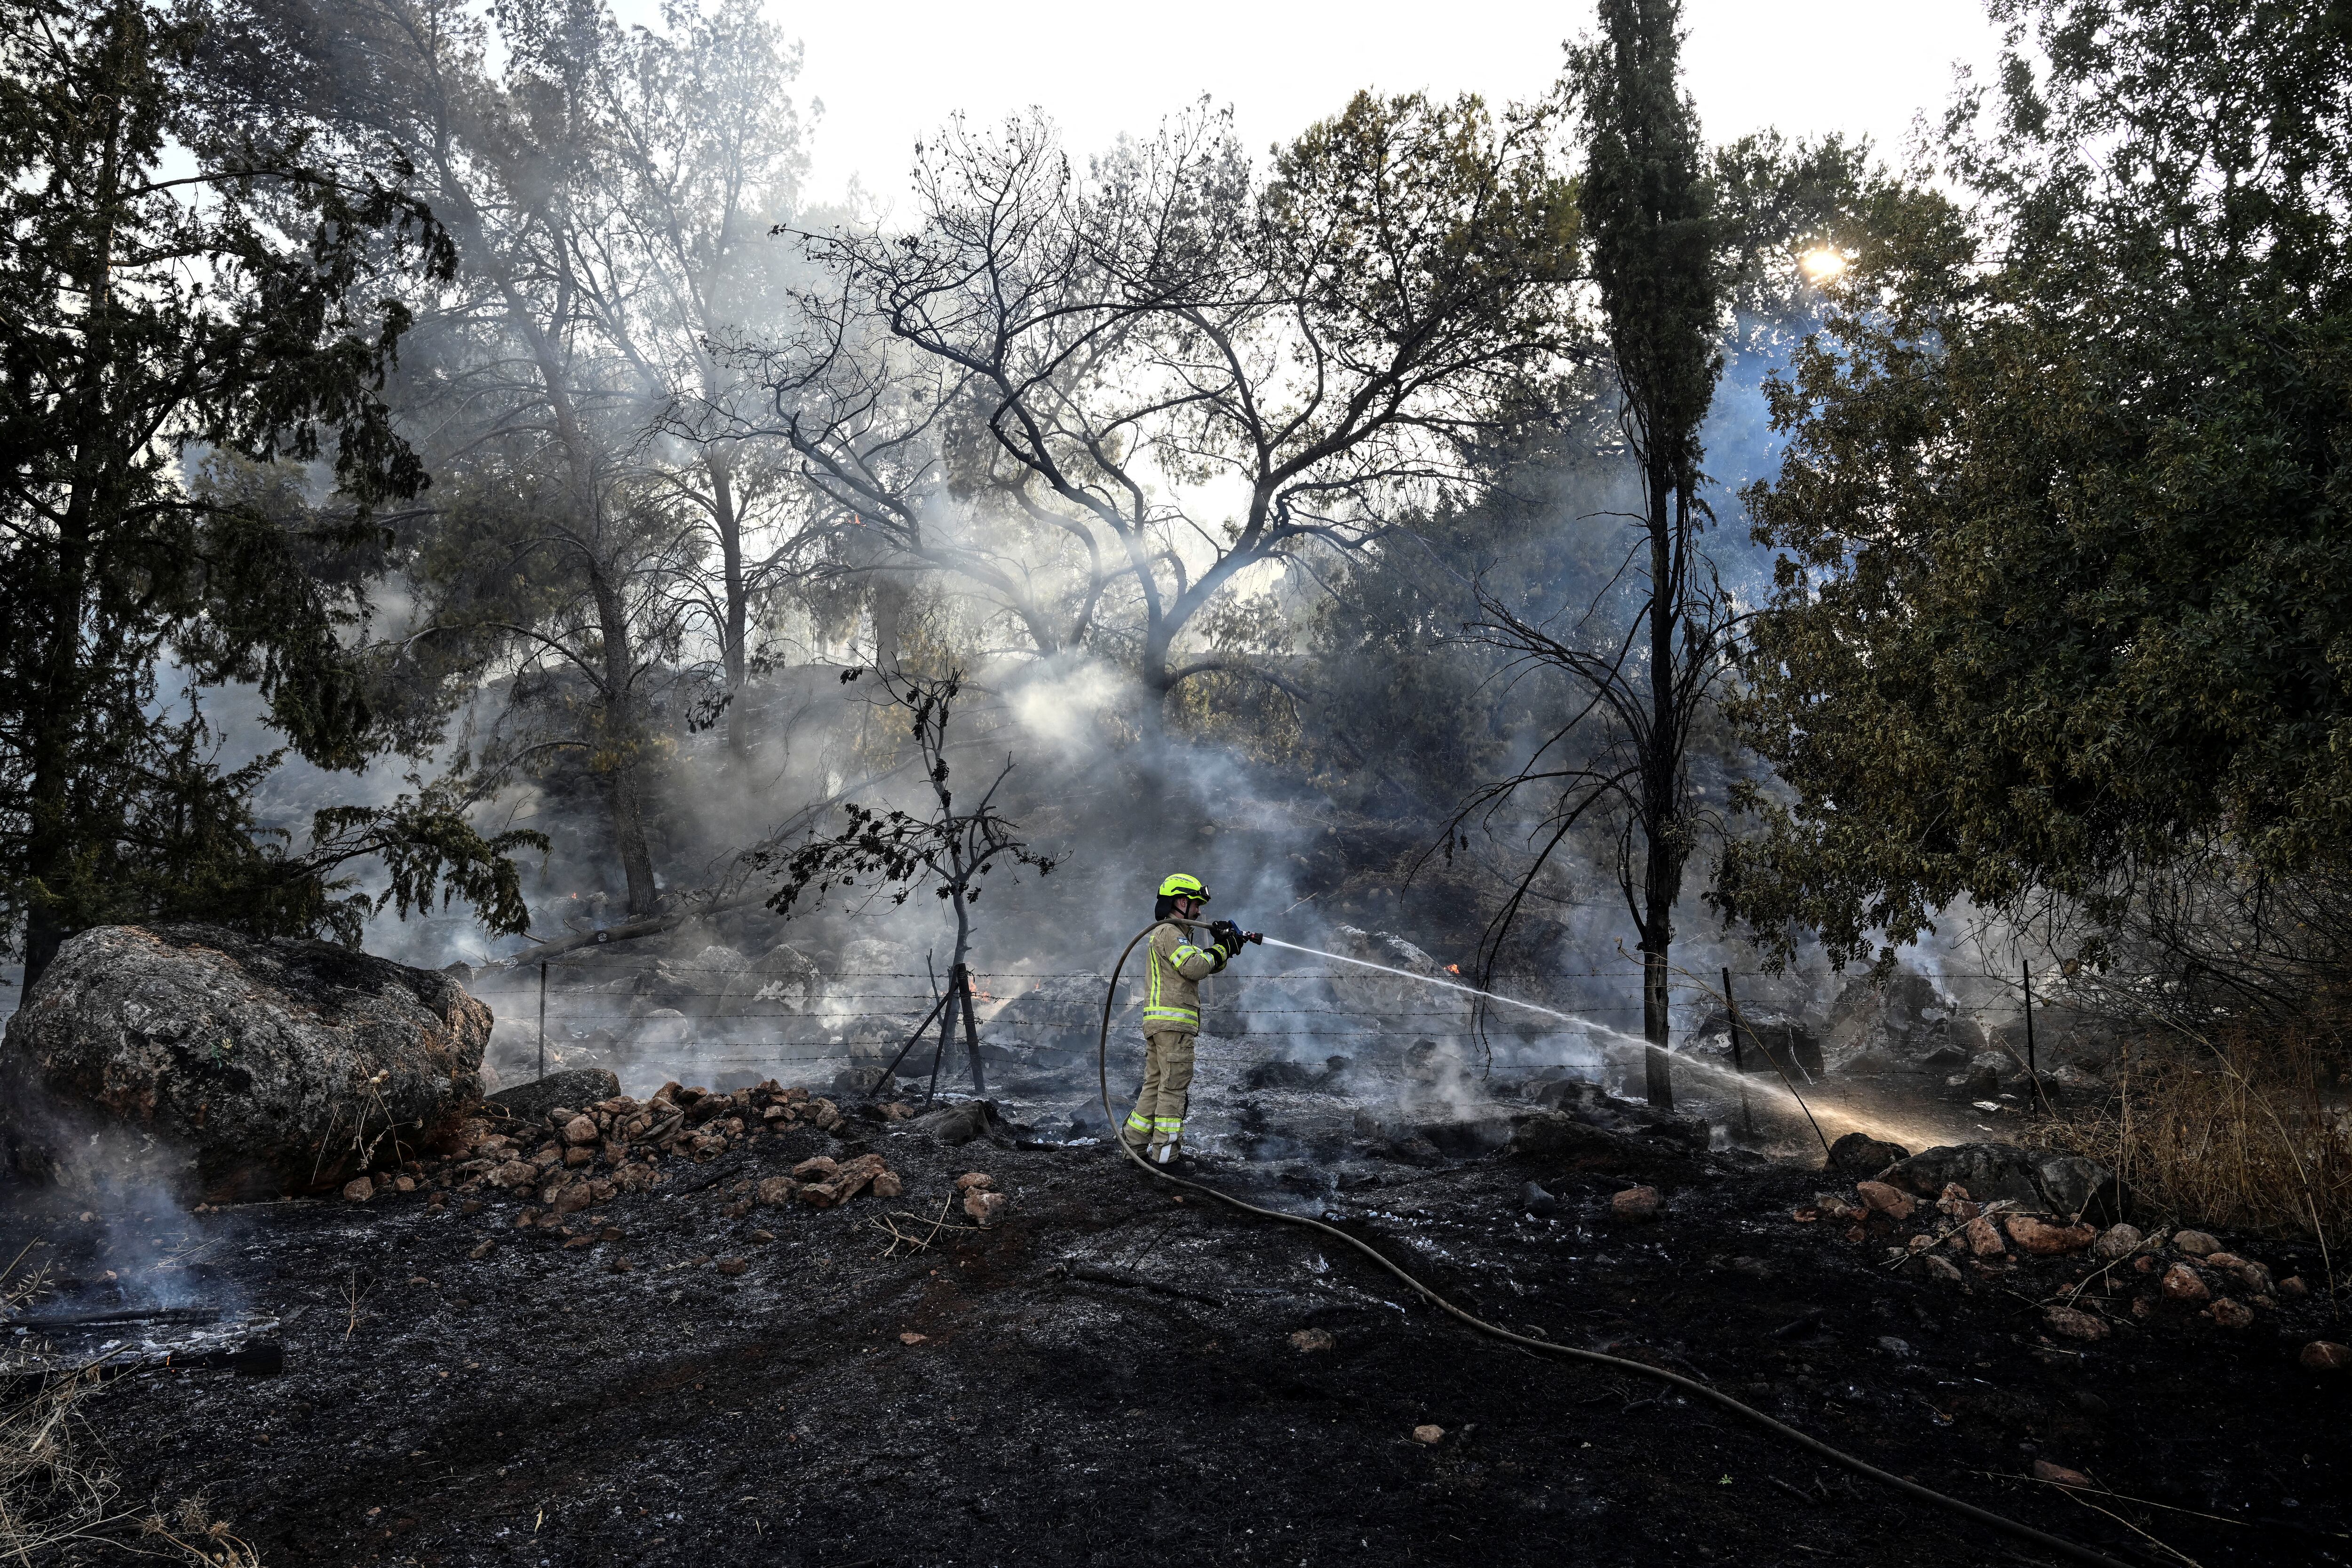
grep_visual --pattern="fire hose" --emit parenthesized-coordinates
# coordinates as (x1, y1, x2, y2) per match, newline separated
(1093, 922, 2130, 1568)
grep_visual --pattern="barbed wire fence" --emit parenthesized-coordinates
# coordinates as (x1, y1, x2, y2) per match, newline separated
(470, 958, 2089, 1086)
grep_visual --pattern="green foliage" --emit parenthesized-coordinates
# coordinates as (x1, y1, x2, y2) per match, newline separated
(1720, 0, 2352, 968)
(0, 0, 536, 975)
(1571, 0, 1719, 492)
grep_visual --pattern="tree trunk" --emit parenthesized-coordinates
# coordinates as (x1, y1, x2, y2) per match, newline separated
(589, 566, 658, 916)
(710, 451, 750, 766)
(1640, 454, 1677, 1110)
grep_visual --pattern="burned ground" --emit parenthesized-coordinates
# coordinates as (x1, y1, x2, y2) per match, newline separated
(3, 1107, 2344, 1568)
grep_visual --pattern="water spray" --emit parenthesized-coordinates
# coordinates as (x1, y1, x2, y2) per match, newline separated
(1090, 920, 2128, 1568)
(1256, 936, 1585, 1026)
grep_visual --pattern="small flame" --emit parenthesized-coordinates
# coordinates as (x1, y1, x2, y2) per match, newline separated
(1446, 964, 1461, 975)
(1799, 247, 1847, 284)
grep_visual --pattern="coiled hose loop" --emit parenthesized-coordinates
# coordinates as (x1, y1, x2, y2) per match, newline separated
(1094, 923, 2126, 1568)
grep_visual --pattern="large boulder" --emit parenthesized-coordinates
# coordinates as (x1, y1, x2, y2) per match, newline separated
(985, 972, 1113, 1063)
(0, 924, 492, 1203)
(1825, 966, 1953, 1069)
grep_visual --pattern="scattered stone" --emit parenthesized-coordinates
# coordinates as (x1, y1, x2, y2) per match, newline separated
(799, 1153, 888, 1208)
(872, 1170, 905, 1199)
(468, 1240, 494, 1260)
(1289, 1328, 1337, 1353)
(1812, 1191, 1867, 1221)
(792, 1156, 841, 1181)
(2031, 1459, 2092, 1487)
(2090, 1223, 2143, 1261)
(2159, 1263, 2210, 1303)
(756, 1176, 801, 1208)
(715, 1257, 747, 1276)
(2041, 1306, 2110, 1342)
(393, 1174, 416, 1193)
(561, 1115, 599, 1146)
(2205, 1297, 2253, 1329)
(2280, 1276, 2309, 1299)
(2005, 1215, 2098, 1256)
(900, 1332, 928, 1346)
(1824, 1132, 1909, 1175)
(1610, 1185, 1664, 1223)
(956, 1172, 997, 1192)
(1412, 1425, 1445, 1445)
(2299, 1341, 2349, 1373)
(2172, 1230, 2220, 1258)
(1963, 1216, 2006, 1257)
(964, 1189, 1009, 1226)
(1934, 1182, 1978, 1220)
(342, 1176, 375, 1202)
(1853, 1180, 1915, 1220)
(1921, 1254, 1965, 1284)
(1518, 1180, 1559, 1217)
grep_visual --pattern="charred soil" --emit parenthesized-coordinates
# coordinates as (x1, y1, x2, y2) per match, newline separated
(2, 1110, 2344, 1568)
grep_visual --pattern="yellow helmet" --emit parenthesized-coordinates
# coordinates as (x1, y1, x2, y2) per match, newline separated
(1157, 873, 1210, 901)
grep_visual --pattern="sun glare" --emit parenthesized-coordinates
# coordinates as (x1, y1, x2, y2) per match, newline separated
(1799, 247, 1848, 284)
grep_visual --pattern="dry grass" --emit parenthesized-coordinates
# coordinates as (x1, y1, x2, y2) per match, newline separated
(0, 1248, 265, 1566)
(2029, 1025, 2352, 1271)
(0, 1364, 124, 1563)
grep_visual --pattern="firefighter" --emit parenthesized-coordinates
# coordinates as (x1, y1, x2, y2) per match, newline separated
(1123, 873, 1252, 1164)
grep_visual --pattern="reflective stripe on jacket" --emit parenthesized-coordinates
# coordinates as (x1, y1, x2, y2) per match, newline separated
(1143, 921, 1223, 1031)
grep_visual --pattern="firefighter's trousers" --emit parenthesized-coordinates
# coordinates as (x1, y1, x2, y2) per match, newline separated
(1123, 1029, 1196, 1154)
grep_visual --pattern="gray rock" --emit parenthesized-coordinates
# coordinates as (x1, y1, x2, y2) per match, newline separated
(829, 1066, 899, 1098)
(1827, 966, 1952, 1066)
(912, 1099, 1001, 1146)
(1508, 1112, 1644, 1169)
(1824, 1131, 1911, 1175)
(488, 1067, 621, 1123)
(2092, 1223, 2145, 1260)
(1519, 1179, 1559, 1217)
(987, 972, 1114, 1059)
(1880, 1142, 2117, 1220)
(712, 942, 821, 1019)
(1, 924, 492, 1202)
(2036, 1155, 2115, 1218)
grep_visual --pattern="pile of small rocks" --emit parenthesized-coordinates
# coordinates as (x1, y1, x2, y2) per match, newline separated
(1791, 1177, 2337, 1362)
(335, 1079, 918, 1217)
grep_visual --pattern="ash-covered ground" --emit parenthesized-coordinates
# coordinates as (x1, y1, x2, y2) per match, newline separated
(3, 1051, 2343, 1568)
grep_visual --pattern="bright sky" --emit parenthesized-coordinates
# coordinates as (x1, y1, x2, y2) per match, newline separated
(754, 0, 2006, 211)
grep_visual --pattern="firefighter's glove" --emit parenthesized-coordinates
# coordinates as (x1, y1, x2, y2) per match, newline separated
(1209, 919, 1244, 957)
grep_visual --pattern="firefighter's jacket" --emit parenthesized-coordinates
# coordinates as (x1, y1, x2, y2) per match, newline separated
(1142, 921, 1225, 1034)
